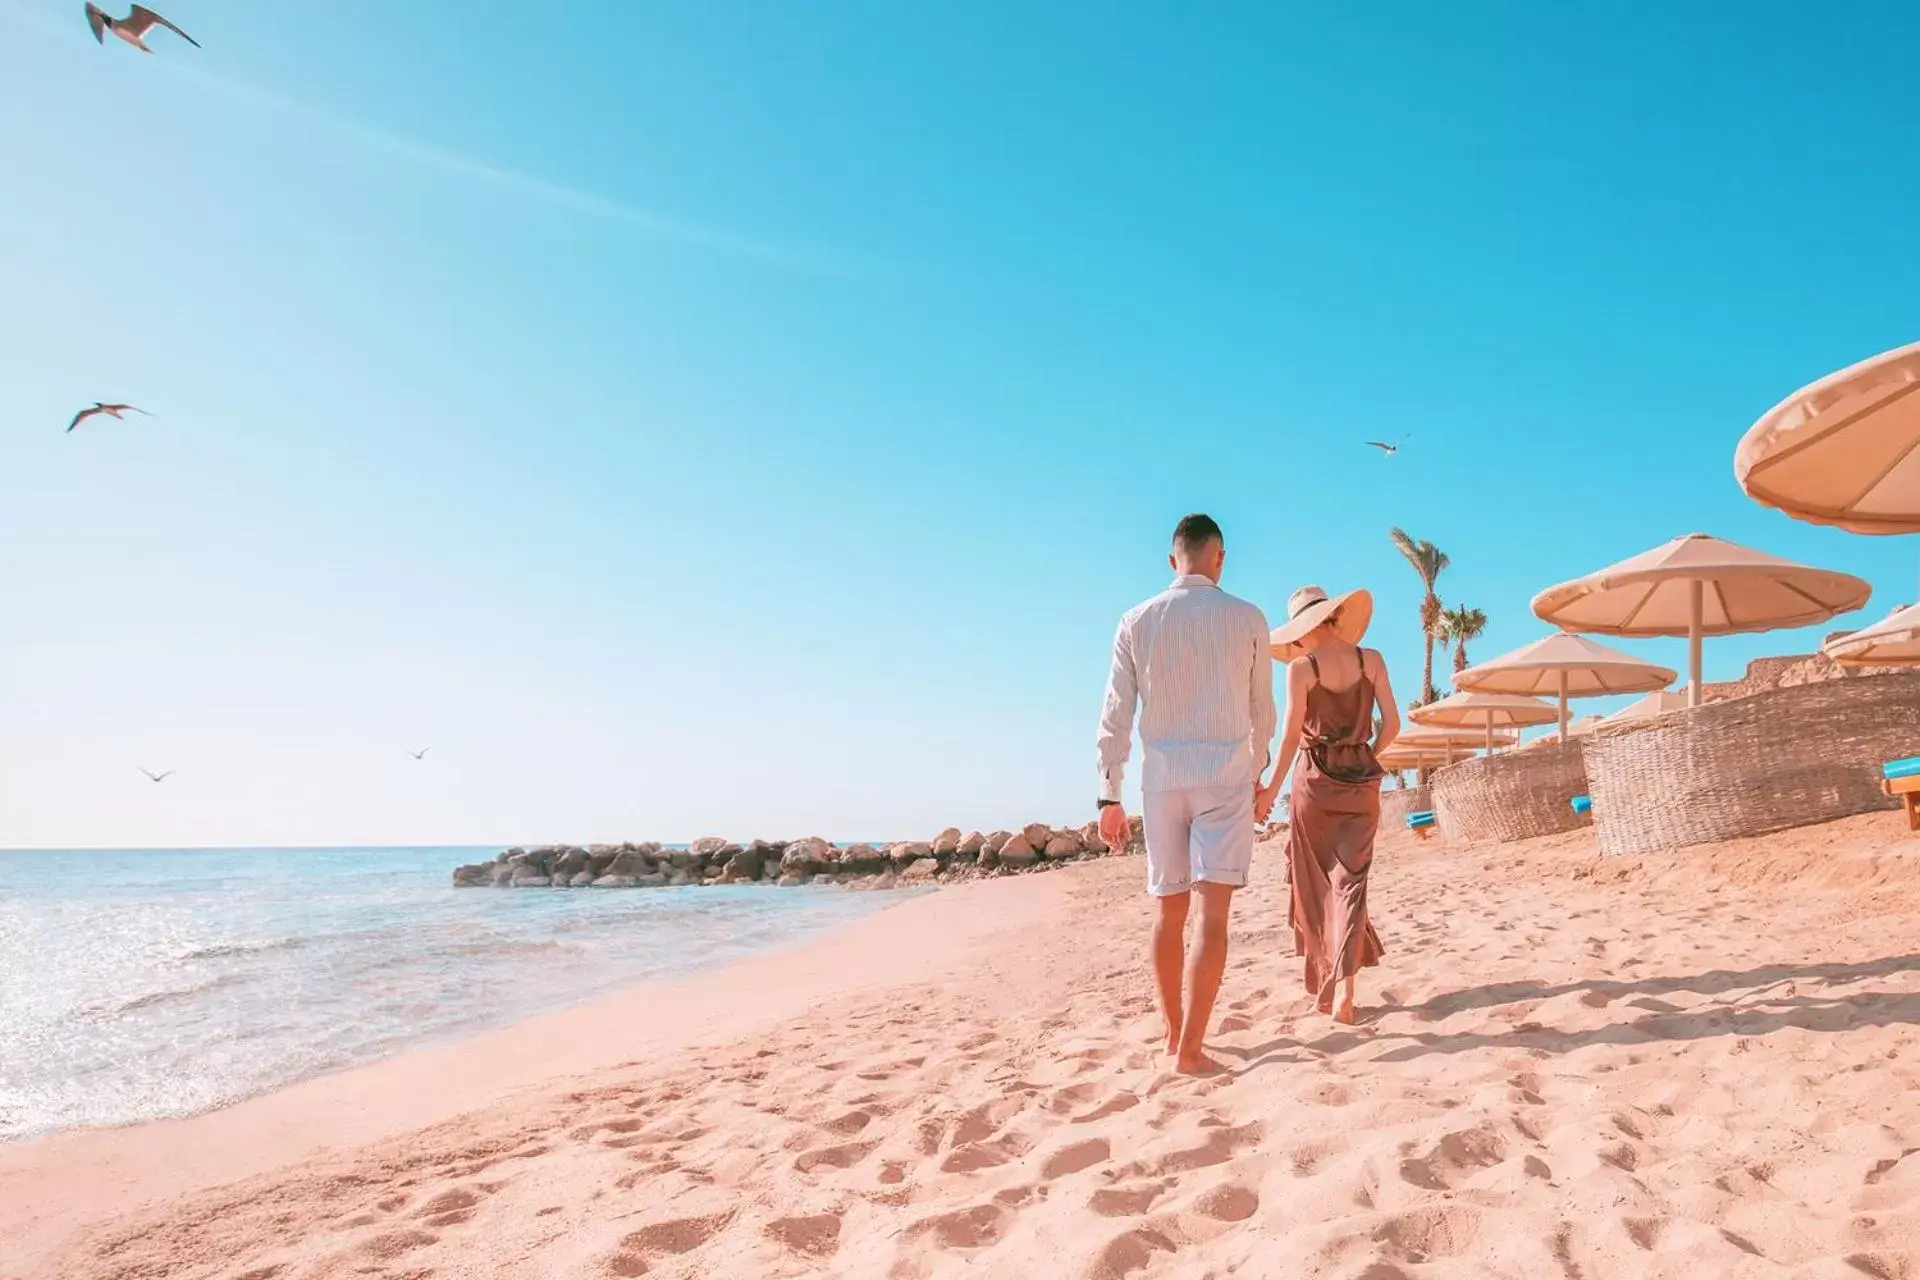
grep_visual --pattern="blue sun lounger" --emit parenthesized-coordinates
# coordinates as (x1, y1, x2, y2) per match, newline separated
(1571, 794, 1592, 815)
(1883, 758, 1920, 832)
(1406, 810, 1437, 840)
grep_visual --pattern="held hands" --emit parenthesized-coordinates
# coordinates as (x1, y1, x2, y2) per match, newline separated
(1254, 780, 1280, 824)
(1097, 802, 1131, 851)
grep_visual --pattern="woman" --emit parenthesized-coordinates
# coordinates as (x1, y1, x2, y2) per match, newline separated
(1258, 585, 1400, 1024)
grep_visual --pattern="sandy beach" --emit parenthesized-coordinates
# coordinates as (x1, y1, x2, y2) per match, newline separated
(10, 816, 1920, 1279)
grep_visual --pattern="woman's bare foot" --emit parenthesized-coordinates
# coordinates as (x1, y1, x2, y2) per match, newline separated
(1316, 996, 1334, 1015)
(1174, 1049, 1226, 1076)
(1165, 1029, 1182, 1056)
(1334, 998, 1356, 1025)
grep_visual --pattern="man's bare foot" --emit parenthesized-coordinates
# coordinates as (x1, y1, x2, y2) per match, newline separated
(1174, 1049, 1226, 1076)
(1334, 999, 1356, 1025)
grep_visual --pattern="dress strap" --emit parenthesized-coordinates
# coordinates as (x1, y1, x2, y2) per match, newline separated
(1305, 652, 1320, 681)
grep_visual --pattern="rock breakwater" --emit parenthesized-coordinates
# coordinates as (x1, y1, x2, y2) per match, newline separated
(452, 819, 1146, 890)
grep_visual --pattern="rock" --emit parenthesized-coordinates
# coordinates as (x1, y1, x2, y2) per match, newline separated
(780, 844, 820, 877)
(501, 847, 525, 862)
(787, 836, 831, 863)
(451, 863, 492, 887)
(667, 847, 704, 870)
(999, 834, 1038, 869)
(636, 871, 670, 887)
(585, 849, 617, 877)
(957, 831, 986, 858)
(551, 848, 589, 878)
(777, 872, 812, 887)
(568, 871, 596, 887)
(900, 857, 942, 882)
(977, 842, 1001, 871)
(889, 841, 933, 868)
(1021, 822, 1053, 851)
(508, 850, 549, 876)
(667, 869, 696, 887)
(1042, 831, 1085, 859)
(1080, 820, 1110, 854)
(870, 871, 899, 891)
(510, 872, 552, 887)
(606, 849, 655, 878)
(489, 862, 515, 886)
(721, 846, 765, 883)
(984, 831, 1012, 855)
(592, 875, 639, 888)
(931, 827, 962, 855)
(587, 844, 619, 857)
(838, 843, 883, 874)
(690, 836, 730, 858)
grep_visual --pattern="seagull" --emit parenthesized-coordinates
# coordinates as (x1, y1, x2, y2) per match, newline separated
(406, 747, 431, 760)
(67, 402, 152, 433)
(137, 767, 174, 783)
(85, 4, 199, 52)
(1365, 440, 1401, 456)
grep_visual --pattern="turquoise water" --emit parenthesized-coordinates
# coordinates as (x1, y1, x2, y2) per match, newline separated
(0, 846, 912, 1141)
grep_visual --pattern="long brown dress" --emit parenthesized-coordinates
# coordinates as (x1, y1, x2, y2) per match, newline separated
(1286, 648, 1386, 1006)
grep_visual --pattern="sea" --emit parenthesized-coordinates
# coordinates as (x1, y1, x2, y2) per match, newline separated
(0, 845, 915, 1142)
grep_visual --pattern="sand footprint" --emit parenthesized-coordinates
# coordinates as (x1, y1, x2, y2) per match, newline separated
(794, 1140, 879, 1174)
(1040, 1138, 1111, 1180)
(1398, 1122, 1510, 1191)
(602, 1211, 735, 1275)
(764, 1212, 842, 1259)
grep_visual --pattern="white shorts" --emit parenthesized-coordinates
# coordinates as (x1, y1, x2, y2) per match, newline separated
(1142, 783, 1254, 897)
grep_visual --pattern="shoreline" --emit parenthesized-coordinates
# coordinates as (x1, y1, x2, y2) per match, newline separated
(0, 866, 1075, 1276)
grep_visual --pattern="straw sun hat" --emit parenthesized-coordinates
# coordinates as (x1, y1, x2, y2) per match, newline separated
(1269, 585, 1373, 661)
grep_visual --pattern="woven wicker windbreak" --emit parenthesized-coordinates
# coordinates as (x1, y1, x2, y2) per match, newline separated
(1381, 786, 1433, 827)
(1431, 742, 1592, 843)
(1582, 671, 1920, 855)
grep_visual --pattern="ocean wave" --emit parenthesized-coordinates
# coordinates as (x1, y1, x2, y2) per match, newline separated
(80, 973, 251, 1019)
(443, 938, 573, 959)
(177, 938, 305, 961)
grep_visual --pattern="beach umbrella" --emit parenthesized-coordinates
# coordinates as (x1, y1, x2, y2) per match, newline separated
(1377, 741, 1479, 771)
(1408, 690, 1559, 752)
(1393, 724, 1518, 750)
(1736, 340, 1920, 535)
(1377, 725, 1514, 772)
(1824, 602, 1920, 668)
(1605, 689, 1692, 722)
(1531, 533, 1870, 707)
(1454, 632, 1676, 743)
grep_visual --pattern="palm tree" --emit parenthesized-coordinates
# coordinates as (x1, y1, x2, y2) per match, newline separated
(1440, 605, 1487, 674)
(1389, 528, 1450, 705)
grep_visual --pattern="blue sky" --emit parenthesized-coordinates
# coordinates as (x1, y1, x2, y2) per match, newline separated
(2, 2, 1916, 847)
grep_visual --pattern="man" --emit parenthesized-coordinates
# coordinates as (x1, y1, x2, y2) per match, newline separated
(1096, 513, 1276, 1075)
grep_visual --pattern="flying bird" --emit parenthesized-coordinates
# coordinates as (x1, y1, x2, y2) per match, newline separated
(406, 747, 431, 760)
(85, 4, 199, 52)
(1365, 440, 1401, 456)
(137, 767, 174, 783)
(67, 402, 152, 433)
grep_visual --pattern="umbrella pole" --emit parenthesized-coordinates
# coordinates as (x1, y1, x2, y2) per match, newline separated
(1557, 670, 1568, 744)
(1688, 580, 1704, 707)
(1485, 714, 1494, 755)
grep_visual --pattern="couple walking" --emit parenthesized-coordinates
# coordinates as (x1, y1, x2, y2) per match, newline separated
(1095, 513, 1401, 1074)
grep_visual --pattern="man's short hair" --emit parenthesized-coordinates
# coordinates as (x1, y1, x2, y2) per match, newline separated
(1172, 513, 1223, 555)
